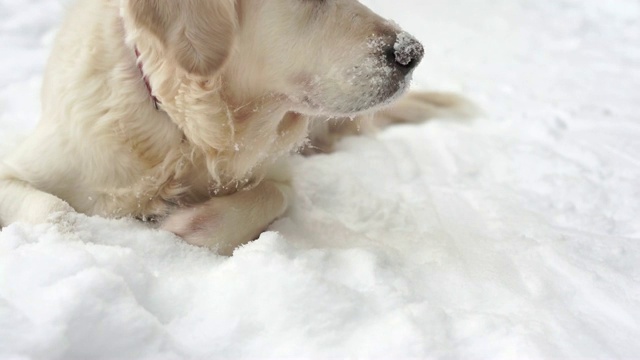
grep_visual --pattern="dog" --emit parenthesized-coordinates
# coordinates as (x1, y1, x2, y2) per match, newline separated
(0, 0, 471, 255)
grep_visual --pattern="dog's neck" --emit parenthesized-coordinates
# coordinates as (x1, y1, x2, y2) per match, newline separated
(130, 38, 310, 190)
(134, 47, 160, 110)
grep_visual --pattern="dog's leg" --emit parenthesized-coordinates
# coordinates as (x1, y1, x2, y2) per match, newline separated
(304, 91, 478, 154)
(0, 177, 75, 227)
(161, 179, 292, 256)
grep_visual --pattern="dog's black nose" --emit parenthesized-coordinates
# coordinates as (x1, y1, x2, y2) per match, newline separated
(385, 33, 424, 74)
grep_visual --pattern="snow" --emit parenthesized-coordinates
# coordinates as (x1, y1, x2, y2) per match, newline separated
(1, 0, 640, 358)
(393, 32, 423, 66)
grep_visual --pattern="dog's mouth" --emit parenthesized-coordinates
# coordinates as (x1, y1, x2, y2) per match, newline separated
(293, 74, 409, 117)
(289, 32, 423, 117)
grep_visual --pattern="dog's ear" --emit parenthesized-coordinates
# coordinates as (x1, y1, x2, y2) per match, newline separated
(128, 0, 237, 77)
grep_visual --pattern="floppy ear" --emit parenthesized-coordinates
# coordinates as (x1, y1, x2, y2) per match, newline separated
(128, 0, 237, 77)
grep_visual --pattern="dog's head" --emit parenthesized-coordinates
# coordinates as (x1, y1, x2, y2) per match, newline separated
(125, 0, 424, 116)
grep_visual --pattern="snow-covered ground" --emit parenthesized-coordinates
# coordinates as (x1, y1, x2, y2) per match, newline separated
(1, 0, 640, 358)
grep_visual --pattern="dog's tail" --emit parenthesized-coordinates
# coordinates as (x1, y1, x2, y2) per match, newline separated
(374, 91, 480, 127)
(303, 91, 479, 154)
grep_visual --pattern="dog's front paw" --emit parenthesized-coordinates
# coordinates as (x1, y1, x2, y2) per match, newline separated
(161, 205, 256, 256)
(161, 180, 291, 256)
(47, 207, 80, 233)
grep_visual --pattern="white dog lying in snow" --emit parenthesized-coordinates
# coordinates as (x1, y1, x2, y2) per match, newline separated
(0, 0, 469, 255)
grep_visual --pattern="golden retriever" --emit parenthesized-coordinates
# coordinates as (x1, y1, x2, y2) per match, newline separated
(0, 0, 470, 255)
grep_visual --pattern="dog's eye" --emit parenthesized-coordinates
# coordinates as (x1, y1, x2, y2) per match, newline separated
(302, 0, 326, 13)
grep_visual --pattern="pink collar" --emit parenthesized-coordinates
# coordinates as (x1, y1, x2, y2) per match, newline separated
(135, 47, 160, 110)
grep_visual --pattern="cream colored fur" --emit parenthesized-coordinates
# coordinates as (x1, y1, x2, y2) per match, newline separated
(0, 0, 471, 255)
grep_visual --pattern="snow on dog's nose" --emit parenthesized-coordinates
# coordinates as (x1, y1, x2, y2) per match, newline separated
(385, 32, 424, 74)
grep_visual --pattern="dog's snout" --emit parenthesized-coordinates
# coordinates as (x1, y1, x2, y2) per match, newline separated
(385, 33, 424, 74)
